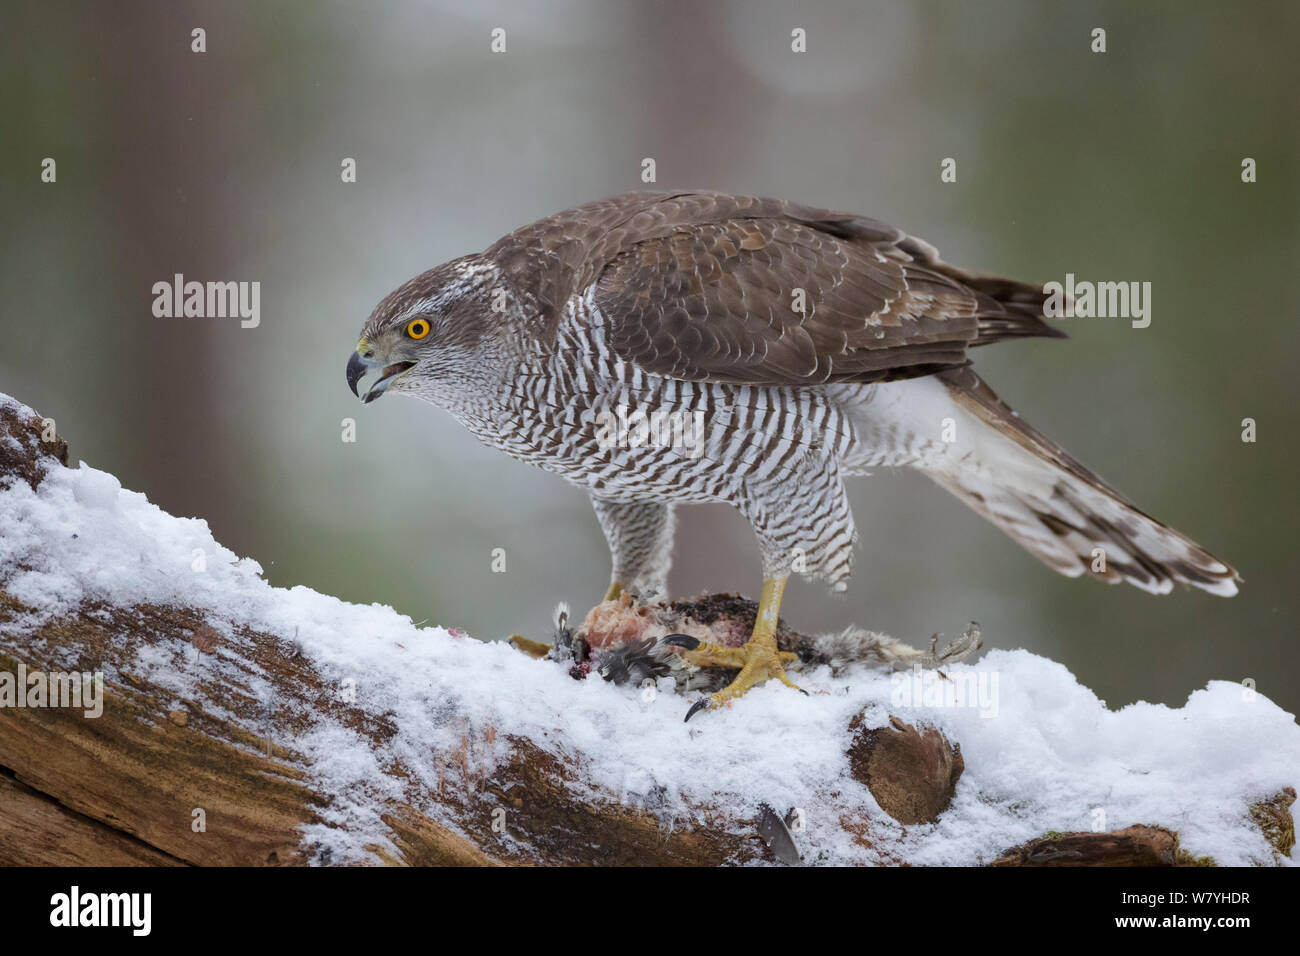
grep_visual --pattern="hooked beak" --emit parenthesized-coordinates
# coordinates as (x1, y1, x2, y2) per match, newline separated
(346, 352, 368, 397)
(347, 350, 415, 404)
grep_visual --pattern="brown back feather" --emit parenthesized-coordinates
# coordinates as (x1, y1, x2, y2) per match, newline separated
(486, 191, 1062, 385)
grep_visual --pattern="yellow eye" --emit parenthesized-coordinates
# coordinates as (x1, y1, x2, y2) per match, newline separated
(406, 318, 430, 340)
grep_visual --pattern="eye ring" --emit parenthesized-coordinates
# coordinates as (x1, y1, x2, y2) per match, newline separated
(406, 318, 430, 340)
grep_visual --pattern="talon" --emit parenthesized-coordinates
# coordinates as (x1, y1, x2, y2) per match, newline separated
(677, 576, 805, 718)
(662, 633, 701, 650)
(667, 636, 748, 668)
(685, 697, 714, 722)
(775, 671, 809, 695)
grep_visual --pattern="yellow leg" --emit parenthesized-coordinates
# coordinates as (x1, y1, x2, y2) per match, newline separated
(670, 576, 804, 721)
(603, 581, 625, 602)
(507, 634, 552, 659)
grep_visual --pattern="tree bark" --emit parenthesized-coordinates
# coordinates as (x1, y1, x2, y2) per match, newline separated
(0, 397, 1289, 866)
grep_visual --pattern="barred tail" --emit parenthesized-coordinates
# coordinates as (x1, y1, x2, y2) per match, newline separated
(920, 367, 1240, 596)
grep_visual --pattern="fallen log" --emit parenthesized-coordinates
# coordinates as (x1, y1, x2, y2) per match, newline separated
(0, 394, 1295, 866)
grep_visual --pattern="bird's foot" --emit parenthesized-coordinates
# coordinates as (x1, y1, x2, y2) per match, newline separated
(507, 634, 552, 659)
(925, 622, 982, 667)
(663, 633, 804, 721)
(507, 603, 580, 661)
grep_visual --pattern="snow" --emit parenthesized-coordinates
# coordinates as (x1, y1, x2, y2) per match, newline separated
(1, 393, 1296, 866)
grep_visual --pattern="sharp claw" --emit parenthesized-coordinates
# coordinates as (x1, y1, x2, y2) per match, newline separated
(684, 697, 713, 722)
(662, 633, 701, 650)
(778, 674, 810, 696)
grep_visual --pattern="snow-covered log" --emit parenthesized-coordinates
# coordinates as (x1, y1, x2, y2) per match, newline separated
(0, 394, 1295, 866)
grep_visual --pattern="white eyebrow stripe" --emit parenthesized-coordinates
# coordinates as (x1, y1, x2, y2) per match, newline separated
(395, 296, 444, 323)
(394, 263, 503, 324)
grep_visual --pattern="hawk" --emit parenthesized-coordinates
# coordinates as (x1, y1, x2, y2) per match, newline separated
(347, 191, 1239, 719)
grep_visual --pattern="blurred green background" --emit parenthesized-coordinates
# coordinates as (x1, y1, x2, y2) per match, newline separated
(2, 0, 1296, 713)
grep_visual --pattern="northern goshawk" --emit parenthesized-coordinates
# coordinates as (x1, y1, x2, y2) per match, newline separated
(347, 191, 1238, 718)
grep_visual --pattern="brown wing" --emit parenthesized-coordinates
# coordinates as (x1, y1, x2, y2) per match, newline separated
(486, 191, 1061, 386)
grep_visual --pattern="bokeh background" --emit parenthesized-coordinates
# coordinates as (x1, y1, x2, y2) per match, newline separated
(3, 0, 1297, 713)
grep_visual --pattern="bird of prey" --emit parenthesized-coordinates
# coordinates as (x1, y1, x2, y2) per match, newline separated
(347, 191, 1239, 719)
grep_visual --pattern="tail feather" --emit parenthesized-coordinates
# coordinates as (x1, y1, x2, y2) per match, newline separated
(922, 367, 1240, 597)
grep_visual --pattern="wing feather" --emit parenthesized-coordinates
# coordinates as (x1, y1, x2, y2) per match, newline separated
(486, 190, 1062, 386)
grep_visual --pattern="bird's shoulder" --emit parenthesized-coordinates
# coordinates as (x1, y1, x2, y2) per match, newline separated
(484, 190, 917, 276)
(482, 190, 921, 330)
(482, 192, 1054, 386)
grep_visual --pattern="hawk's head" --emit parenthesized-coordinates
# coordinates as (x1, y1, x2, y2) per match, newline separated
(347, 254, 502, 404)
